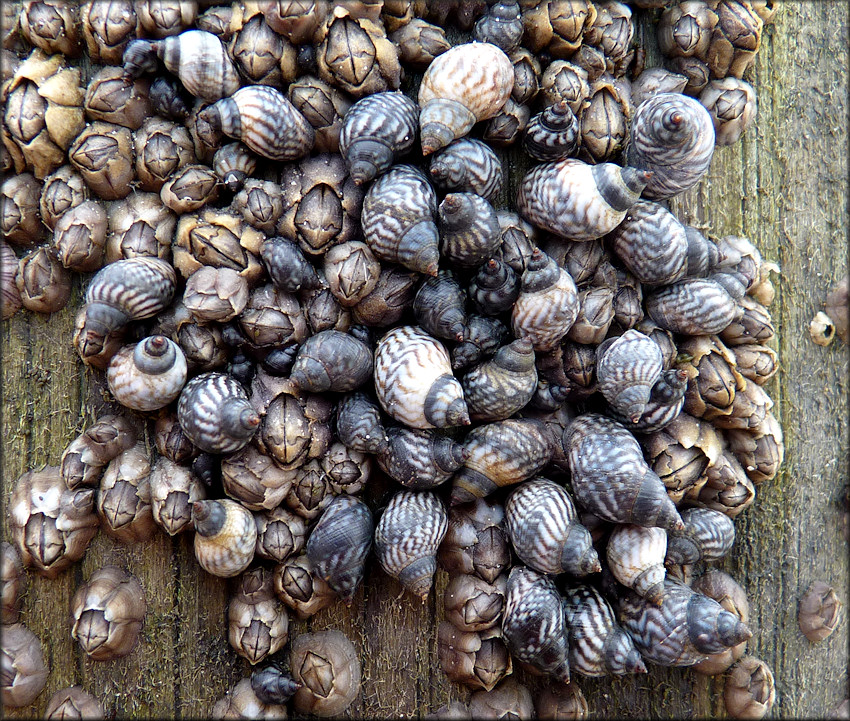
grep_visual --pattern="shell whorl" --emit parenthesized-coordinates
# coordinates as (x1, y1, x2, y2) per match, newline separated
(523, 101, 579, 162)
(107, 336, 188, 413)
(155, 30, 240, 102)
(646, 278, 738, 335)
(461, 338, 537, 422)
(86, 257, 176, 320)
(429, 138, 503, 202)
(596, 330, 664, 423)
(606, 525, 667, 606)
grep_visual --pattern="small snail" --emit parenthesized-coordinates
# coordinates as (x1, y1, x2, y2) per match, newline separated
(106, 335, 187, 412)
(606, 525, 667, 606)
(376, 427, 468, 490)
(192, 499, 257, 578)
(429, 138, 503, 202)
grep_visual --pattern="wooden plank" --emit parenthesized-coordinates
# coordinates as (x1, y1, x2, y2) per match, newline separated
(2, 2, 848, 718)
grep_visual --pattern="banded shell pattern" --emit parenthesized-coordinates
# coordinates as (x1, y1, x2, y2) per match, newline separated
(606, 525, 667, 606)
(107, 335, 187, 412)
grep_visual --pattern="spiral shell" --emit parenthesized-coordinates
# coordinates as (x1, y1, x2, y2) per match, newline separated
(625, 92, 716, 200)
(505, 478, 600, 577)
(646, 277, 739, 335)
(374, 325, 469, 430)
(375, 490, 448, 600)
(606, 525, 667, 606)
(502, 565, 571, 683)
(192, 499, 257, 578)
(618, 580, 752, 667)
(251, 666, 301, 707)
(418, 42, 514, 155)
(413, 270, 468, 342)
(451, 418, 553, 505)
(429, 138, 503, 202)
(361, 164, 440, 276)
(290, 330, 373, 393)
(439, 192, 502, 269)
(522, 101, 579, 162)
(150, 30, 240, 102)
(335, 391, 389, 454)
(177, 372, 260, 454)
(339, 91, 419, 185)
(200, 85, 315, 162)
(511, 248, 579, 352)
(564, 414, 684, 531)
(562, 583, 647, 677)
(516, 159, 649, 241)
(107, 335, 187, 412)
(469, 258, 520, 316)
(306, 494, 373, 604)
(596, 330, 663, 424)
(377, 427, 468, 490)
(666, 508, 736, 564)
(461, 338, 537, 422)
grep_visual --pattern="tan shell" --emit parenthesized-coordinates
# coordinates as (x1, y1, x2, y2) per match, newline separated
(107, 336, 187, 412)
(418, 42, 514, 154)
(606, 524, 667, 605)
(192, 499, 257, 578)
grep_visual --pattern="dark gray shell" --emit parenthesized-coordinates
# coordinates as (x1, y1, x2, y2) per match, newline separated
(251, 665, 301, 706)
(428, 138, 503, 202)
(607, 368, 689, 433)
(305, 494, 373, 604)
(438, 193, 501, 269)
(413, 271, 468, 342)
(289, 330, 373, 393)
(451, 315, 510, 371)
(505, 478, 600, 577)
(562, 583, 646, 677)
(260, 237, 320, 293)
(502, 566, 571, 683)
(469, 258, 520, 316)
(596, 330, 664, 424)
(177, 372, 259, 454)
(376, 427, 468, 490)
(335, 391, 389, 454)
(472, 0, 523, 53)
(625, 93, 716, 200)
(618, 580, 752, 667)
(564, 414, 683, 531)
(608, 200, 689, 286)
(339, 92, 419, 185)
(461, 338, 537, 422)
(665, 508, 736, 564)
(646, 278, 739, 335)
(361, 165, 440, 276)
(683, 226, 719, 278)
(523, 101, 579, 162)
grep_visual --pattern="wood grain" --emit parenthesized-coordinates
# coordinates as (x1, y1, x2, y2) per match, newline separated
(2, 2, 848, 718)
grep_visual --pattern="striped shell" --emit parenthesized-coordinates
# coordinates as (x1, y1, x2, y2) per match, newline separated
(375, 490, 448, 600)
(625, 93, 716, 200)
(335, 392, 389, 454)
(439, 193, 502, 269)
(306, 495, 373, 604)
(177, 372, 260, 454)
(374, 326, 469, 430)
(413, 271, 468, 342)
(429, 138, 503, 202)
(505, 478, 600, 576)
(618, 580, 752, 667)
(608, 200, 689, 286)
(361, 165, 440, 276)
(511, 248, 579, 352)
(461, 338, 537, 422)
(502, 566, 571, 683)
(606, 525, 667, 606)
(290, 330, 373, 393)
(522, 101, 579, 162)
(564, 414, 684, 531)
(516, 159, 649, 241)
(192, 499, 257, 578)
(339, 91, 419, 185)
(596, 330, 663, 424)
(106, 336, 187, 412)
(376, 427, 468, 490)
(646, 278, 739, 335)
(155, 30, 240, 102)
(469, 258, 520, 316)
(201, 86, 315, 162)
(451, 419, 553, 505)
(562, 583, 647, 677)
(418, 42, 514, 155)
(665, 508, 736, 564)
(607, 368, 689, 434)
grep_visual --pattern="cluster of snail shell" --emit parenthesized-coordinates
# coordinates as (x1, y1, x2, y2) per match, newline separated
(2, 1, 785, 719)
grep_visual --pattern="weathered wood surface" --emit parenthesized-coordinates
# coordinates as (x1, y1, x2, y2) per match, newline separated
(2, 2, 848, 719)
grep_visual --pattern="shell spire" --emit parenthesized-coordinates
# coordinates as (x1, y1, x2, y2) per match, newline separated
(596, 330, 664, 423)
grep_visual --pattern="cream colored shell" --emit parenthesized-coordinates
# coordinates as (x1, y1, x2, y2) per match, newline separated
(193, 500, 257, 578)
(606, 524, 667, 604)
(106, 337, 187, 412)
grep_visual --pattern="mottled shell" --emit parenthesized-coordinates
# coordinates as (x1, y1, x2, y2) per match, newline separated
(511, 248, 579, 352)
(201, 85, 315, 162)
(523, 101, 579, 162)
(625, 93, 716, 200)
(418, 42, 514, 155)
(177, 372, 260, 454)
(361, 164, 440, 276)
(502, 565, 571, 683)
(618, 580, 752, 667)
(562, 583, 647, 677)
(375, 490, 448, 600)
(451, 418, 553, 505)
(666, 508, 736, 564)
(290, 330, 373, 393)
(339, 91, 419, 185)
(429, 138, 503, 203)
(608, 200, 689, 286)
(596, 330, 663, 424)
(192, 499, 257, 577)
(461, 338, 537, 422)
(505, 478, 600, 577)
(646, 277, 739, 335)
(516, 159, 649, 241)
(335, 391, 389, 454)
(564, 414, 684, 531)
(106, 336, 187, 412)
(374, 325, 469, 429)
(606, 525, 667, 606)
(377, 427, 468, 490)
(439, 192, 501, 269)
(306, 495, 373, 604)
